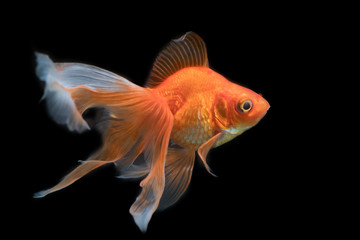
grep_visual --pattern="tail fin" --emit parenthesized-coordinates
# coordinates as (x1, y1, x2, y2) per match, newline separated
(116, 147, 196, 210)
(34, 53, 174, 232)
(35, 52, 138, 132)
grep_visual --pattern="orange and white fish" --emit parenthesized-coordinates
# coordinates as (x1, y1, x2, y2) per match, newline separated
(34, 32, 270, 232)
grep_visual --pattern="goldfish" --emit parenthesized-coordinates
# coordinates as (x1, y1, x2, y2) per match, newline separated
(34, 32, 270, 232)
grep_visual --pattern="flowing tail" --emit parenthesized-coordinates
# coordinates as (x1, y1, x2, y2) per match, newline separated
(34, 53, 181, 232)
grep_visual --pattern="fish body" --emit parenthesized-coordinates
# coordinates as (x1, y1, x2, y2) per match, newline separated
(34, 32, 269, 232)
(153, 66, 269, 150)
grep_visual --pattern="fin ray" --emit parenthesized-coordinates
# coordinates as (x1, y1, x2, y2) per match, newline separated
(33, 160, 108, 198)
(129, 96, 174, 232)
(159, 148, 195, 210)
(197, 132, 224, 177)
(35, 52, 139, 132)
(33, 77, 172, 202)
(146, 32, 209, 88)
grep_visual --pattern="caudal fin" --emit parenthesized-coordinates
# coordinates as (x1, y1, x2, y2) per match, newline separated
(35, 52, 138, 132)
(33, 160, 108, 198)
(33, 52, 145, 197)
(34, 53, 175, 232)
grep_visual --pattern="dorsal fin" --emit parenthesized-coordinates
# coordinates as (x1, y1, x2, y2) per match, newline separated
(146, 32, 209, 88)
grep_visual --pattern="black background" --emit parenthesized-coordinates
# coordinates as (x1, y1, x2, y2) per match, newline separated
(8, 3, 342, 239)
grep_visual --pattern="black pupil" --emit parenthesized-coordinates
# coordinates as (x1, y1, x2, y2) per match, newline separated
(243, 101, 251, 110)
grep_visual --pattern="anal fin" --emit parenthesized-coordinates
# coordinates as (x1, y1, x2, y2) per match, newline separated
(159, 148, 195, 210)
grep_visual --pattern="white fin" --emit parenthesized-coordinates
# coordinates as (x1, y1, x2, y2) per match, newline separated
(36, 53, 89, 132)
(35, 52, 136, 132)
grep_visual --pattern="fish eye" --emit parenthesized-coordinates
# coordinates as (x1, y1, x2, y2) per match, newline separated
(236, 100, 253, 113)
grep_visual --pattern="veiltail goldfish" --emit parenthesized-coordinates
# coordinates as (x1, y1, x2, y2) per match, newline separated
(34, 32, 270, 232)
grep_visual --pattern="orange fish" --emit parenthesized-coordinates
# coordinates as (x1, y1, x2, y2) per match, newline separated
(34, 32, 270, 232)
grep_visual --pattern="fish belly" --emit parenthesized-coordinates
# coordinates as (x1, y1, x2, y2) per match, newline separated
(170, 103, 215, 150)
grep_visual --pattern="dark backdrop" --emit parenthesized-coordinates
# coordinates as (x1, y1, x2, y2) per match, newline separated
(10, 4, 332, 239)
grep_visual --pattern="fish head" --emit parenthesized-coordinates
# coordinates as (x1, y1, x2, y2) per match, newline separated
(231, 86, 270, 132)
(214, 84, 270, 135)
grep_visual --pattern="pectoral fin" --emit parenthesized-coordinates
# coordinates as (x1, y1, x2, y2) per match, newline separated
(197, 132, 224, 177)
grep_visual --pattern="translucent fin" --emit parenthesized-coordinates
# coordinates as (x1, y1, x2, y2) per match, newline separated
(35, 52, 135, 90)
(33, 160, 108, 198)
(197, 132, 225, 177)
(117, 163, 149, 179)
(115, 153, 150, 179)
(35, 52, 138, 132)
(43, 81, 90, 132)
(71, 85, 175, 232)
(158, 148, 195, 210)
(33, 123, 143, 198)
(146, 32, 209, 88)
(35, 52, 177, 232)
(129, 97, 174, 233)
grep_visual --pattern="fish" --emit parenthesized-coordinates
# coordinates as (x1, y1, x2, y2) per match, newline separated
(33, 32, 270, 232)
